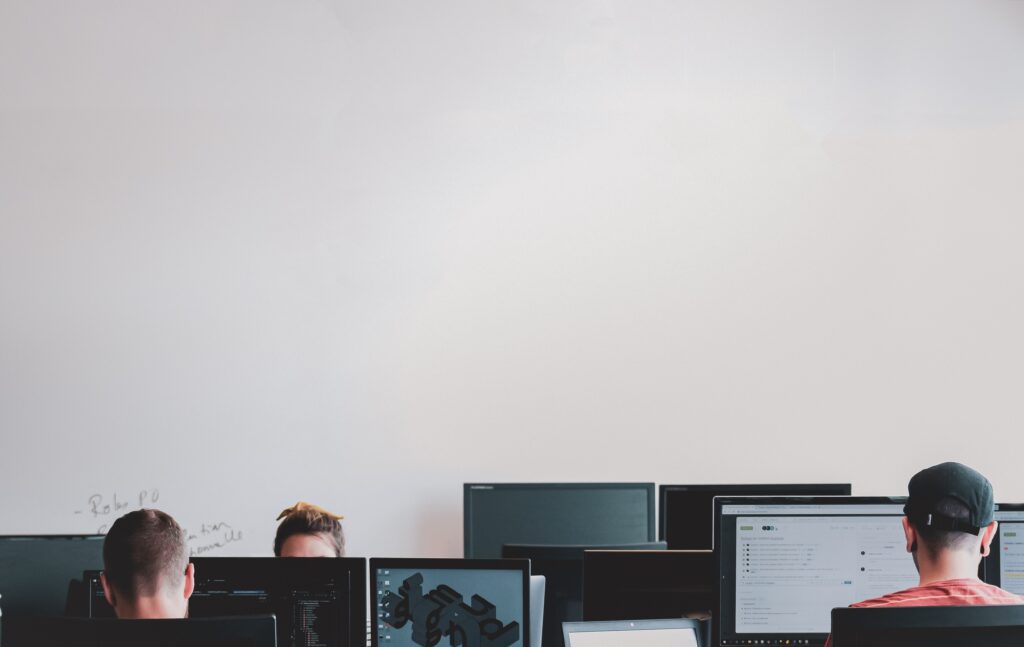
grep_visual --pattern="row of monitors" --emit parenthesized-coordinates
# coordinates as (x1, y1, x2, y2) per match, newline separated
(6, 496, 1024, 647)
(0, 535, 693, 647)
(1, 547, 530, 647)
(463, 482, 853, 557)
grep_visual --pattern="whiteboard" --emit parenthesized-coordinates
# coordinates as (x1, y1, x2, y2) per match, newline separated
(1, 0, 1023, 558)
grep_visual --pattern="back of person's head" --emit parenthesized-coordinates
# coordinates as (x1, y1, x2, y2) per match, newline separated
(911, 496, 980, 553)
(102, 509, 192, 618)
(904, 462, 996, 560)
(274, 502, 345, 557)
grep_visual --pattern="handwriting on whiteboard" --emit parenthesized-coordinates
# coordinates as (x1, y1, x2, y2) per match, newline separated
(74, 489, 162, 533)
(186, 521, 244, 556)
(73, 489, 244, 555)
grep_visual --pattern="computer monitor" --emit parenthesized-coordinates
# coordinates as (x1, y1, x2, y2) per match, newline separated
(659, 484, 852, 550)
(529, 576, 546, 647)
(983, 504, 1024, 594)
(502, 543, 667, 647)
(563, 619, 702, 647)
(2, 616, 277, 647)
(86, 557, 366, 647)
(714, 496, 916, 647)
(582, 549, 713, 620)
(464, 483, 656, 559)
(0, 534, 104, 618)
(371, 557, 530, 647)
(830, 605, 1024, 646)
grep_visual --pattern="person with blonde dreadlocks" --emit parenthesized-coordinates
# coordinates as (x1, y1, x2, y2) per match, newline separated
(274, 502, 346, 557)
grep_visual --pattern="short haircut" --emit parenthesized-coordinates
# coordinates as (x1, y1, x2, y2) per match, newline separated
(274, 508, 345, 557)
(103, 509, 188, 598)
(912, 497, 981, 553)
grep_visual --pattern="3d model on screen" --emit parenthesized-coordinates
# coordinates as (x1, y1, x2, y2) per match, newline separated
(382, 572, 521, 647)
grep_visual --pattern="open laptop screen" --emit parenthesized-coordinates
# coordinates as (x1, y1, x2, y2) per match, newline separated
(564, 620, 701, 647)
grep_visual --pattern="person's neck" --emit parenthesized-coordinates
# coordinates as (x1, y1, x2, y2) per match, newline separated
(916, 549, 982, 587)
(114, 595, 186, 619)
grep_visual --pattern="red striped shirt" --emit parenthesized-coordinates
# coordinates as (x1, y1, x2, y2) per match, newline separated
(824, 579, 1024, 647)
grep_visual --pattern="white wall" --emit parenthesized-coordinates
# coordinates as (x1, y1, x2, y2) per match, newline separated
(1, 0, 1023, 558)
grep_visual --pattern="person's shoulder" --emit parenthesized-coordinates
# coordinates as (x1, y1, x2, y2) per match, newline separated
(958, 580, 1024, 604)
(848, 587, 927, 609)
(852, 579, 1024, 608)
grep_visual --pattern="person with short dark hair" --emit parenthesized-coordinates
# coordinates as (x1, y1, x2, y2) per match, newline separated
(100, 509, 194, 619)
(825, 462, 1024, 646)
(274, 502, 345, 557)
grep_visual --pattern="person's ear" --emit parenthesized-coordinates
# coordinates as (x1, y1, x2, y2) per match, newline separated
(902, 517, 918, 553)
(183, 562, 195, 600)
(980, 521, 998, 557)
(100, 572, 118, 611)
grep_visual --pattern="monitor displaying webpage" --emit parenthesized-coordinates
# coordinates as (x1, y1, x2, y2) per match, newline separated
(718, 501, 917, 646)
(989, 509, 1024, 595)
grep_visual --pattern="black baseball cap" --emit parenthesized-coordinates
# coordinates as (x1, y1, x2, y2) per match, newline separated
(903, 462, 994, 535)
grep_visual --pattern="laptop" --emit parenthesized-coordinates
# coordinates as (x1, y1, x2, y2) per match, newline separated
(563, 619, 701, 647)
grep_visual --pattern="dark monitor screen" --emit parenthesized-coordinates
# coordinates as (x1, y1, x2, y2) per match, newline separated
(983, 504, 1024, 594)
(831, 605, 1024, 647)
(659, 484, 852, 550)
(582, 549, 714, 621)
(0, 535, 104, 618)
(715, 497, 915, 647)
(371, 558, 530, 647)
(2, 616, 277, 647)
(464, 483, 656, 559)
(87, 557, 366, 647)
(502, 543, 666, 647)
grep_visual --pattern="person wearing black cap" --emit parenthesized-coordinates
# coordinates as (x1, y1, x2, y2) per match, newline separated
(825, 462, 1024, 647)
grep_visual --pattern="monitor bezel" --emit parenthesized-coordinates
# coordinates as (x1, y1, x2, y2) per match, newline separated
(563, 618, 704, 647)
(463, 482, 657, 558)
(3, 615, 278, 647)
(658, 484, 853, 544)
(370, 557, 532, 647)
(713, 495, 907, 647)
(502, 541, 667, 560)
(831, 604, 1024, 646)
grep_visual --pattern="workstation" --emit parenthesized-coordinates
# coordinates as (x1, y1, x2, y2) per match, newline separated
(2, 0, 1024, 645)
(5, 478, 1024, 645)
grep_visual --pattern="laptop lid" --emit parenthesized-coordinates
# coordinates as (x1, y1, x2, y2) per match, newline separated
(563, 619, 702, 647)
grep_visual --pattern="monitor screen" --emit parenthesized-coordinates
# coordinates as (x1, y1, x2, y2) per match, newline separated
(983, 504, 1024, 594)
(464, 483, 656, 558)
(715, 497, 916, 647)
(87, 557, 366, 647)
(502, 543, 666, 647)
(371, 558, 529, 647)
(0, 535, 104, 618)
(659, 484, 852, 550)
(563, 620, 701, 647)
(582, 550, 714, 622)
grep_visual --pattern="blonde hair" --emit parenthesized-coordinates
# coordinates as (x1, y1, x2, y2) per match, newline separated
(274, 502, 345, 556)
